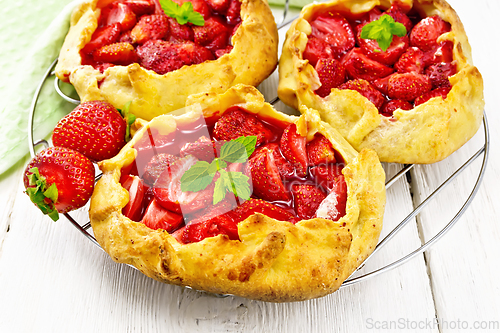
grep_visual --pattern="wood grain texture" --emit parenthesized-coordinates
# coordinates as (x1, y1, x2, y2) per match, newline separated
(0, 1, 499, 332)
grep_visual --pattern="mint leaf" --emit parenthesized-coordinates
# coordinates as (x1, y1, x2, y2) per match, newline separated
(219, 136, 257, 163)
(159, 0, 205, 26)
(234, 136, 257, 158)
(213, 176, 227, 205)
(207, 158, 227, 175)
(227, 171, 251, 200)
(360, 14, 407, 52)
(180, 161, 215, 192)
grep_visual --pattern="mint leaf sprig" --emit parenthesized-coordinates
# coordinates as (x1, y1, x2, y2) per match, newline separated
(160, 0, 205, 26)
(360, 14, 407, 52)
(180, 136, 257, 204)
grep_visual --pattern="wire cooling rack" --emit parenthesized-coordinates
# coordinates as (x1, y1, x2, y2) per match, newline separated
(27, 3, 490, 289)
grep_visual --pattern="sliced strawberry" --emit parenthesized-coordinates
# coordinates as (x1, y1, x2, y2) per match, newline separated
(357, 24, 409, 66)
(180, 214, 239, 244)
(136, 39, 214, 74)
(121, 175, 146, 221)
(280, 123, 308, 177)
(173, 0, 211, 19)
(425, 61, 456, 89)
(394, 47, 425, 73)
(141, 153, 179, 186)
(233, 199, 294, 222)
(213, 107, 274, 146)
(167, 17, 194, 41)
(215, 45, 233, 58)
(372, 75, 390, 95)
(309, 13, 355, 58)
(380, 99, 413, 117)
(81, 23, 121, 55)
(119, 30, 134, 43)
(410, 15, 451, 51)
(342, 48, 394, 81)
(387, 72, 432, 101)
(315, 175, 347, 222)
(414, 86, 451, 106)
(303, 37, 334, 67)
(386, 4, 413, 32)
(131, 14, 169, 44)
(106, 3, 137, 31)
(314, 58, 346, 98)
(292, 184, 327, 220)
(205, 33, 229, 52)
(226, 0, 242, 25)
(93, 42, 138, 65)
(359, 7, 383, 25)
(123, 0, 155, 16)
(153, 155, 214, 214)
(307, 135, 336, 166)
(310, 164, 344, 192)
(339, 79, 385, 109)
(185, 198, 237, 225)
(141, 198, 184, 232)
(193, 17, 229, 47)
(179, 136, 224, 161)
(206, 0, 230, 13)
(423, 41, 454, 66)
(266, 143, 294, 179)
(247, 146, 289, 201)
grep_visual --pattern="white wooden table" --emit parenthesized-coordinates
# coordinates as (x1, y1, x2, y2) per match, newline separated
(1, 1, 499, 332)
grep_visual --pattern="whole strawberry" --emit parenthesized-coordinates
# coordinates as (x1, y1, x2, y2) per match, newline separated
(52, 101, 126, 162)
(23, 147, 95, 221)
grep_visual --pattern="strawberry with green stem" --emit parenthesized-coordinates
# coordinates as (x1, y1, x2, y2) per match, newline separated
(23, 147, 95, 221)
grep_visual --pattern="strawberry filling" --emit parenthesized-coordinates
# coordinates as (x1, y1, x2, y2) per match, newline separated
(120, 108, 348, 243)
(80, 0, 241, 74)
(304, 5, 455, 116)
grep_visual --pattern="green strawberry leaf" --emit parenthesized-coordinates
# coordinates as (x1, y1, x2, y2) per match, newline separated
(360, 14, 407, 52)
(118, 101, 136, 142)
(160, 0, 205, 26)
(25, 167, 59, 221)
(180, 161, 215, 192)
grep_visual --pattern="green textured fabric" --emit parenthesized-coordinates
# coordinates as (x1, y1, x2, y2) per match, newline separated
(0, 0, 79, 175)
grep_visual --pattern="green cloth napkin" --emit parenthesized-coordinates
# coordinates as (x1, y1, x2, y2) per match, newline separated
(0, 0, 80, 175)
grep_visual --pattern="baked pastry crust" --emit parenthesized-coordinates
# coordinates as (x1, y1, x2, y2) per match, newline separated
(89, 84, 386, 302)
(278, 0, 484, 164)
(55, 0, 279, 121)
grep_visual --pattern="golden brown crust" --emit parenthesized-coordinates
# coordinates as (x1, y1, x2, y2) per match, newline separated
(55, 0, 279, 121)
(89, 84, 386, 302)
(277, 0, 484, 164)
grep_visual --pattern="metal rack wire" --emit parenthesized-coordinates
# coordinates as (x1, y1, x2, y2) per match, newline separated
(27, 4, 490, 288)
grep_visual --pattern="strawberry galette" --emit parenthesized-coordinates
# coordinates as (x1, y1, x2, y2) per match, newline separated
(89, 85, 386, 302)
(278, 0, 484, 164)
(55, 0, 278, 120)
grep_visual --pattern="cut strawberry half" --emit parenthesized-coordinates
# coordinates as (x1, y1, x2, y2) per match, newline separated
(226, 0, 242, 25)
(342, 48, 394, 82)
(387, 72, 432, 102)
(247, 145, 289, 201)
(167, 17, 194, 41)
(131, 14, 169, 44)
(266, 143, 294, 179)
(425, 62, 456, 89)
(173, 0, 211, 19)
(314, 58, 346, 98)
(193, 17, 229, 47)
(179, 214, 239, 244)
(179, 136, 224, 161)
(339, 79, 385, 109)
(303, 37, 334, 67)
(292, 184, 327, 220)
(81, 23, 121, 55)
(153, 155, 214, 214)
(309, 13, 355, 58)
(93, 42, 138, 65)
(106, 3, 137, 31)
(315, 175, 347, 222)
(136, 40, 214, 74)
(307, 135, 337, 166)
(232, 198, 294, 222)
(280, 123, 308, 177)
(414, 86, 451, 106)
(206, 0, 230, 14)
(123, 0, 155, 16)
(380, 99, 413, 117)
(141, 153, 179, 186)
(212, 107, 274, 146)
(410, 15, 451, 52)
(385, 4, 413, 32)
(141, 198, 184, 232)
(122, 175, 146, 221)
(357, 24, 409, 66)
(310, 164, 344, 192)
(394, 47, 425, 74)
(423, 41, 454, 66)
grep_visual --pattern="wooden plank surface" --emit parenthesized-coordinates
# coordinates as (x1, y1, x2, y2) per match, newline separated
(1, 0, 499, 332)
